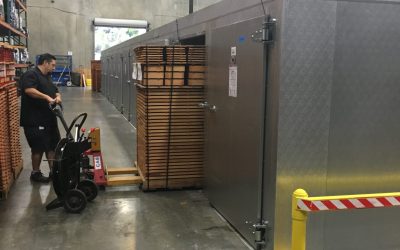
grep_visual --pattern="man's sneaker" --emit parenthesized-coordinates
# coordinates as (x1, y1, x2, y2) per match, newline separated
(30, 171, 50, 183)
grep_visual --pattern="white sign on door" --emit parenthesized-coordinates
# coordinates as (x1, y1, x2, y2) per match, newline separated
(132, 63, 142, 80)
(229, 66, 237, 97)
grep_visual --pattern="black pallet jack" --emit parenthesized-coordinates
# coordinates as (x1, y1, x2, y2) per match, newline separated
(46, 103, 98, 213)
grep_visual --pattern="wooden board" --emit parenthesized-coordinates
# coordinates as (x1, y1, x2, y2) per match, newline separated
(141, 71, 205, 79)
(140, 175, 202, 191)
(135, 78, 205, 86)
(107, 176, 143, 186)
(107, 167, 139, 175)
(143, 65, 186, 72)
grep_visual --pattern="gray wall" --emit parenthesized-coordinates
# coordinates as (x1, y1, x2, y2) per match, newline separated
(27, 0, 221, 71)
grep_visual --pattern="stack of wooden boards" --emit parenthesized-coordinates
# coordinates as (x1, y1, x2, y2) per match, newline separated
(0, 82, 23, 199)
(133, 46, 206, 86)
(134, 45, 206, 190)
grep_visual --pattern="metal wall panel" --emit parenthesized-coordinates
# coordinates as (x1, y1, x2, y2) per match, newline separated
(102, 58, 108, 99)
(105, 58, 111, 99)
(117, 55, 123, 112)
(324, 2, 400, 249)
(113, 56, 118, 105)
(205, 16, 266, 248)
(109, 57, 114, 104)
(108, 57, 112, 101)
(112, 56, 117, 105)
(114, 56, 120, 108)
(274, 0, 337, 249)
(104, 61, 108, 94)
(109, 57, 115, 103)
(122, 54, 130, 117)
(275, 1, 400, 249)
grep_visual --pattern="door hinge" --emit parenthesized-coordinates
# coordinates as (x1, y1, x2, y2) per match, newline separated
(252, 17, 276, 44)
(253, 220, 270, 247)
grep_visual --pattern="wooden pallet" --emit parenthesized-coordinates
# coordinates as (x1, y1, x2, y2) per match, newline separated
(105, 166, 144, 186)
(135, 161, 202, 191)
(136, 84, 205, 190)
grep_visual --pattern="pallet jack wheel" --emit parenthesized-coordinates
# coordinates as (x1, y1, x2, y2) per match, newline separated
(63, 189, 87, 213)
(78, 180, 98, 201)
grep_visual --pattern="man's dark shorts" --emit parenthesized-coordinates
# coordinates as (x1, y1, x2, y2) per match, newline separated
(23, 126, 60, 153)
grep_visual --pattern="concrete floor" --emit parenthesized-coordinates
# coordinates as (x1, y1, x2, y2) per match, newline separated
(0, 87, 250, 250)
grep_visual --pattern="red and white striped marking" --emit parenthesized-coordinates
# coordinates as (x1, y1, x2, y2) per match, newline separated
(297, 196, 400, 212)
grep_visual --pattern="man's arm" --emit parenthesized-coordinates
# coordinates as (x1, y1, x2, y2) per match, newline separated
(25, 88, 55, 104)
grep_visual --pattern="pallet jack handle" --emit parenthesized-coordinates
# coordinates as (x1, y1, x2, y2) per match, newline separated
(49, 103, 87, 141)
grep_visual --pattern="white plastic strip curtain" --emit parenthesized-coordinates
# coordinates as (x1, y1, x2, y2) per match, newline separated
(93, 18, 148, 28)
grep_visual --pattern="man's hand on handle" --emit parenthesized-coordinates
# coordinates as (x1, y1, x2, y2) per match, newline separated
(55, 94, 62, 104)
(46, 95, 56, 105)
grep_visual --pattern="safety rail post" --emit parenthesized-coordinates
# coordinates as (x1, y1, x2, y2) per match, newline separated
(291, 189, 309, 250)
(291, 189, 400, 250)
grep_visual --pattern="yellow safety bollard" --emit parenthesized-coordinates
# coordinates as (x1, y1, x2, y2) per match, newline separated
(291, 189, 309, 250)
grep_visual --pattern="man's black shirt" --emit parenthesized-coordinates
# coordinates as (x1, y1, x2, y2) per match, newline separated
(20, 67, 59, 127)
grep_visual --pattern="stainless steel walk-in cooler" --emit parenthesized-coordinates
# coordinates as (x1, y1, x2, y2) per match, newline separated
(101, 1, 400, 249)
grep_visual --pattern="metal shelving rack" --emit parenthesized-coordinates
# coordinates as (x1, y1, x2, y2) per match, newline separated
(3, 0, 27, 47)
(0, 0, 29, 83)
(0, 0, 26, 200)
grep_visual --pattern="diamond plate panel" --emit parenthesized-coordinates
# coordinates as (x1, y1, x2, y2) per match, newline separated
(275, 0, 337, 249)
(325, 2, 400, 249)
